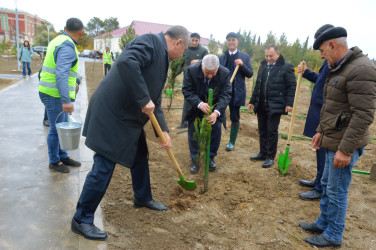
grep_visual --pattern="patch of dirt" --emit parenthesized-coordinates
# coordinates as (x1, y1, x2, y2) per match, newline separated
(0, 55, 43, 75)
(85, 62, 376, 249)
(0, 78, 18, 90)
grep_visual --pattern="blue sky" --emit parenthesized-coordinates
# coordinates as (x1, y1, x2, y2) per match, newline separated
(3, 0, 376, 60)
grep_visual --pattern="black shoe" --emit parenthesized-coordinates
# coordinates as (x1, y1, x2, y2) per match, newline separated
(209, 157, 216, 171)
(250, 153, 267, 161)
(305, 234, 341, 248)
(177, 121, 188, 129)
(43, 119, 50, 127)
(71, 218, 107, 241)
(133, 199, 168, 211)
(190, 158, 199, 174)
(262, 158, 274, 168)
(299, 189, 322, 200)
(49, 162, 70, 173)
(61, 157, 81, 167)
(299, 222, 324, 234)
(299, 179, 315, 188)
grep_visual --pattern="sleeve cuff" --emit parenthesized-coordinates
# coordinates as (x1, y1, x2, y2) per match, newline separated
(214, 110, 220, 116)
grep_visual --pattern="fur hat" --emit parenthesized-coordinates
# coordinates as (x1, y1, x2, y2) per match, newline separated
(313, 25, 347, 50)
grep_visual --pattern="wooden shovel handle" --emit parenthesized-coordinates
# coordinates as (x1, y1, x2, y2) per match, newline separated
(287, 62, 304, 145)
(149, 113, 184, 177)
(230, 65, 240, 83)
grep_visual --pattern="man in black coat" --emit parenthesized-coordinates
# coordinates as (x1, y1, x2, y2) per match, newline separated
(219, 32, 253, 151)
(182, 55, 232, 174)
(249, 44, 296, 168)
(71, 26, 189, 241)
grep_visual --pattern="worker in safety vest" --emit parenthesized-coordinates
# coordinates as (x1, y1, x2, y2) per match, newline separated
(102, 46, 114, 75)
(38, 17, 83, 173)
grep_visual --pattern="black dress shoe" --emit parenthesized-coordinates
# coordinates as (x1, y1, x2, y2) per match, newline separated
(43, 119, 50, 127)
(190, 158, 199, 174)
(71, 218, 107, 241)
(177, 121, 188, 129)
(209, 157, 216, 171)
(61, 157, 81, 167)
(250, 153, 267, 161)
(299, 179, 315, 188)
(262, 158, 274, 168)
(305, 234, 341, 248)
(299, 222, 324, 234)
(299, 189, 322, 200)
(133, 199, 168, 211)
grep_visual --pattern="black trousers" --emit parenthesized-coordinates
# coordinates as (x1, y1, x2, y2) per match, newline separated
(104, 63, 111, 75)
(256, 102, 281, 159)
(229, 103, 240, 123)
(188, 118, 222, 159)
(74, 131, 152, 224)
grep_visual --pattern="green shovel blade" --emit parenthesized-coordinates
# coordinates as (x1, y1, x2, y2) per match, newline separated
(278, 146, 290, 175)
(173, 176, 197, 191)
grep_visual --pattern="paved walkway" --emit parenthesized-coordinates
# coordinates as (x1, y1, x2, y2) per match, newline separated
(0, 74, 25, 79)
(0, 61, 107, 249)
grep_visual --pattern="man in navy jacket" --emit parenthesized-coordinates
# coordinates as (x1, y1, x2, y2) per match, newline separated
(298, 60, 330, 200)
(219, 32, 253, 151)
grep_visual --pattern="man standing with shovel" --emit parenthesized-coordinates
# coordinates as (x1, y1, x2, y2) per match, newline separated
(299, 25, 376, 248)
(248, 44, 296, 168)
(71, 26, 189, 241)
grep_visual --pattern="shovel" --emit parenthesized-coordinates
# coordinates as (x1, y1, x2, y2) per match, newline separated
(149, 113, 197, 191)
(278, 62, 303, 175)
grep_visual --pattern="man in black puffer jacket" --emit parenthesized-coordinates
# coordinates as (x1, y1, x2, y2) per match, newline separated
(249, 44, 296, 168)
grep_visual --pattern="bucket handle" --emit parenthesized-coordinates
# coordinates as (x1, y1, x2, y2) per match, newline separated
(55, 111, 65, 126)
(55, 111, 82, 125)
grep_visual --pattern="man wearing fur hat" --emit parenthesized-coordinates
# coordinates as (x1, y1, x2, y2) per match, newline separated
(299, 25, 376, 248)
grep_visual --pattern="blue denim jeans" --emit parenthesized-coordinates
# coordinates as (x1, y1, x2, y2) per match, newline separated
(22, 62, 31, 76)
(314, 147, 364, 244)
(39, 92, 69, 164)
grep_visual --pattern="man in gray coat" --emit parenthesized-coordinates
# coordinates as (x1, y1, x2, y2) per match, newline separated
(71, 26, 189, 241)
(299, 26, 376, 248)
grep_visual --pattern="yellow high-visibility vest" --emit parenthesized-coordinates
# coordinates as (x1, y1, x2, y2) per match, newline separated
(39, 34, 79, 99)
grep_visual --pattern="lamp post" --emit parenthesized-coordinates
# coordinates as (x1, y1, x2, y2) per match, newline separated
(47, 25, 52, 44)
(15, 0, 20, 71)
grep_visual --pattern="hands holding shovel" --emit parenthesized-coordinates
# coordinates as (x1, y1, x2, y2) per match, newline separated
(142, 100, 172, 149)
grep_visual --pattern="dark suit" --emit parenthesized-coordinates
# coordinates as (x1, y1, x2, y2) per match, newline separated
(302, 61, 330, 193)
(75, 33, 170, 224)
(250, 55, 296, 159)
(182, 62, 232, 158)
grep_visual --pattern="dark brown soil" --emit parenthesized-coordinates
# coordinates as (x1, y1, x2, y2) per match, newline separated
(85, 62, 376, 250)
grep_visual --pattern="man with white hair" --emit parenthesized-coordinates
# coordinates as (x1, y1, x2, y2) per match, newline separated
(182, 54, 232, 174)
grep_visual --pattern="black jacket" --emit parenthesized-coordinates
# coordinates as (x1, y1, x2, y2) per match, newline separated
(219, 50, 253, 106)
(83, 33, 169, 166)
(182, 62, 232, 124)
(250, 55, 296, 114)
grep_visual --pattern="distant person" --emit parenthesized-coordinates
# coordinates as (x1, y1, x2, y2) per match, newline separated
(38, 18, 83, 173)
(102, 46, 114, 75)
(299, 25, 376, 248)
(182, 54, 232, 174)
(177, 33, 208, 129)
(71, 26, 189, 241)
(219, 32, 253, 151)
(19, 40, 33, 78)
(248, 44, 296, 168)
